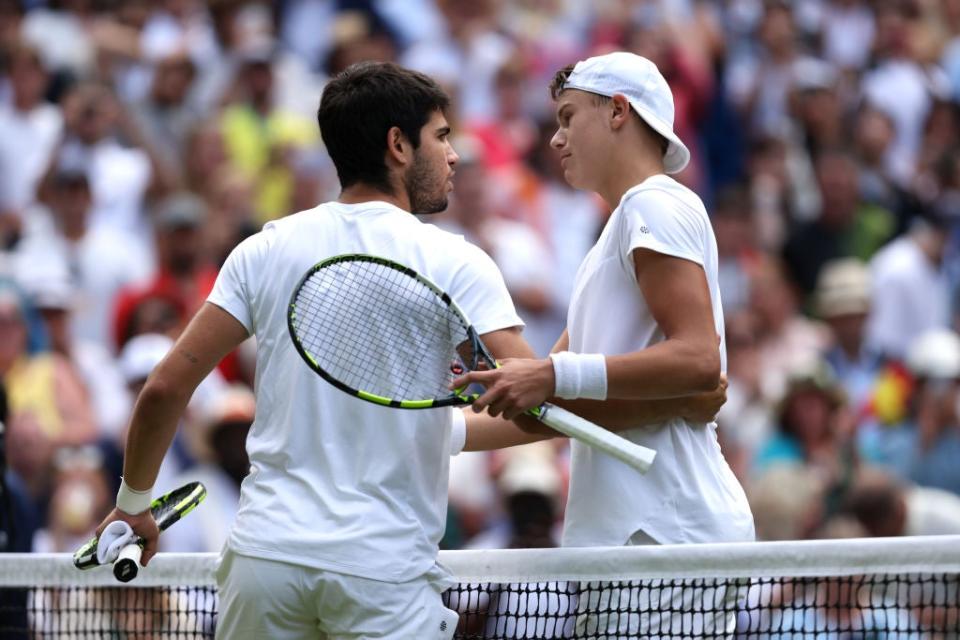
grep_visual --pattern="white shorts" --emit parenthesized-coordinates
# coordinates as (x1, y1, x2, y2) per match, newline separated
(215, 549, 459, 640)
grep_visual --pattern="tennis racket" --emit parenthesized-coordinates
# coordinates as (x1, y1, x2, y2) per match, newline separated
(287, 254, 657, 473)
(73, 481, 207, 582)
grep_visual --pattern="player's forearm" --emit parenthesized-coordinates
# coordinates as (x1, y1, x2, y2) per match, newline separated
(604, 338, 719, 399)
(121, 380, 190, 491)
(552, 396, 693, 431)
(463, 411, 556, 451)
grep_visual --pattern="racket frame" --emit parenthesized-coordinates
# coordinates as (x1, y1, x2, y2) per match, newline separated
(288, 254, 657, 473)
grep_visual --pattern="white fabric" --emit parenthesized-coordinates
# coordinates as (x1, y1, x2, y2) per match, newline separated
(561, 174, 754, 547)
(215, 549, 458, 640)
(208, 201, 522, 582)
(116, 478, 153, 515)
(563, 52, 690, 174)
(95, 520, 136, 565)
(13, 213, 154, 351)
(550, 351, 608, 400)
(0, 104, 62, 213)
(905, 486, 960, 536)
(866, 235, 950, 360)
(57, 139, 153, 245)
(449, 409, 467, 456)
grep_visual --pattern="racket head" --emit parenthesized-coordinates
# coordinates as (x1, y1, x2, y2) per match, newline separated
(288, 254, 494, 409)
(73, 481, 207, 570)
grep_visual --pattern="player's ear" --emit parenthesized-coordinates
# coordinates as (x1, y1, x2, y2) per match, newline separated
(609, 94, 632, 131)
(385, 126, 411, 166)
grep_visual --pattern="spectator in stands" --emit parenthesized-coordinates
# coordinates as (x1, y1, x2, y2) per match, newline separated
(748, 256, 830, 404)
(112, 192, 217, 352)
(902, 329, 960, 494)
(13, 169, 152, 352)
(129, 52, 201, 187)
(0, 282, 97, 500)
(782, 149, 896, 296)
(814, 258, 883, 419)
(748, 463, 826, 541)
(866, 211, 952, 360)
(219, 44, 318, 223)
(465, 443, 562, 550)
(841, 466, 960, 536)
(754, 355, 857, 518)
(40, 81, 175, 249)
(0, 41, 61, 249)
(31, 445, 111, 552)
(21, 271, 130, 442)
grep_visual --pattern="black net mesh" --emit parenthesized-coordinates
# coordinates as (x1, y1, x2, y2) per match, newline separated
(3, 574, 958, 638)
(290, 259, 474, 402)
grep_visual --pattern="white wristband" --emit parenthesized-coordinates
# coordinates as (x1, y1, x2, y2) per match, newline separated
(550, 351, 608, 400)
(449, 409, 467, 456)
(116, 477, 153, 515)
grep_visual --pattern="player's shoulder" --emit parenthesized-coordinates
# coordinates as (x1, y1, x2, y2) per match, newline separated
(621, 175, 708, 227)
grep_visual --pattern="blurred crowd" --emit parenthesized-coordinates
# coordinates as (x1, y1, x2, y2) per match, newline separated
(1, 0, 960, 559)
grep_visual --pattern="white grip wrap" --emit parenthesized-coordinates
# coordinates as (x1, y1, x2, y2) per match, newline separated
(539, 404, 656, 473)
(116, 478, 153, 515)
(550, 352, 608, 400)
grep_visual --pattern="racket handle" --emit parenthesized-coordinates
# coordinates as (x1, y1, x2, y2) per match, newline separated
(537, 404, 657, 474)
(113, 543, 143, 583)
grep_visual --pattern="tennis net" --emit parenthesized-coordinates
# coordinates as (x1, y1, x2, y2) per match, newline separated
(1, 536, 958, 638)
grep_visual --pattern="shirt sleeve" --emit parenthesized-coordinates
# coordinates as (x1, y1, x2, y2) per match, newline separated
(621, 188, 705, 280)
(450, 242, 525, 335)
(207, 229, 271, 333)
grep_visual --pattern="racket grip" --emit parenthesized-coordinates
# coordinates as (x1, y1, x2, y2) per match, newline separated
(538, 404, 657, 474)
(113, 543, 143, 583)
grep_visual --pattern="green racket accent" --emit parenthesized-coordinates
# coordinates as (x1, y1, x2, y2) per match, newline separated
(73, 481, 207, 571)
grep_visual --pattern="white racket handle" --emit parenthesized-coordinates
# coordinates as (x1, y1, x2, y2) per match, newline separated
(113, 543, 143, 583)
(538, 404, 657, 473)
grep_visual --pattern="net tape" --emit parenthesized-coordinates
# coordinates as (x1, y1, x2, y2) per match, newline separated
(2, 537, 959, 639)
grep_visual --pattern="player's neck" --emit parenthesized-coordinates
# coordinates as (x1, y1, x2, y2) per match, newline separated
(338, 183, 411, 212)
(596, 153, 665, 209)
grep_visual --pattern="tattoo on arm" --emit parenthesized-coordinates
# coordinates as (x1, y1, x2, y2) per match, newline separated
(178, 348, 199, 364)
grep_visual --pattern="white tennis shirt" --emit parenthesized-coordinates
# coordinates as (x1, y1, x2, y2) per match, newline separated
(208, 201, 522, 582)
(562, 175, 755, 547)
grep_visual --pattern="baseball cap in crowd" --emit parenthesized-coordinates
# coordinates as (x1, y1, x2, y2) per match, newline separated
(118, 333, 174, 383)
(153, 192, 206, 230)
(559, 51, 690, 174)
(814, 258, 871, 319)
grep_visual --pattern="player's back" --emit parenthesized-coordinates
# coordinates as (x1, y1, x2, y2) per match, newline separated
(208, 200, 515, 582)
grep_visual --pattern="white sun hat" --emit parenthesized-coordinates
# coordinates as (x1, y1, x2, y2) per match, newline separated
(561, 51, 690, 174)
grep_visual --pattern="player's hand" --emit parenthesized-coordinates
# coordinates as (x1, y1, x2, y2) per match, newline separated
(682, 374, 728, 423)
(95, 507, 161, 566)
(451, 357, 555, 420)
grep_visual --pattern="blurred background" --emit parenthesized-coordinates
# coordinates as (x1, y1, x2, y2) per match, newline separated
(0, 0, 959, 556)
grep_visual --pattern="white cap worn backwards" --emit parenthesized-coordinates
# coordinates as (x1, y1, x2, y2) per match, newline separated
(562, 51, 690, 174)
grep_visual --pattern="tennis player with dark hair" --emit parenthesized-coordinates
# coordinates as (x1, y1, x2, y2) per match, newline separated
(93, 61, 537, 639)
(454, 52, 755, 636)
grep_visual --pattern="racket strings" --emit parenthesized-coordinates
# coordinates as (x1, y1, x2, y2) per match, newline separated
(292, 260, 473, 401)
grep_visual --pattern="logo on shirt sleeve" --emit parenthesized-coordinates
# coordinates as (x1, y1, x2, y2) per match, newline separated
(638, 225, 651, 234)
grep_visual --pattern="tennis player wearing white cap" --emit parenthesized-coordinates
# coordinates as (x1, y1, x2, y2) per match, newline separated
(454, 52, 755, 637)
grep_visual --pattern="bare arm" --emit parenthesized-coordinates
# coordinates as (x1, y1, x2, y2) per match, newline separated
(121, 303, 249, 489)
(460, 322, 726, 448)
(453, 249, 721, 418)
(96, 303, 248, 564)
